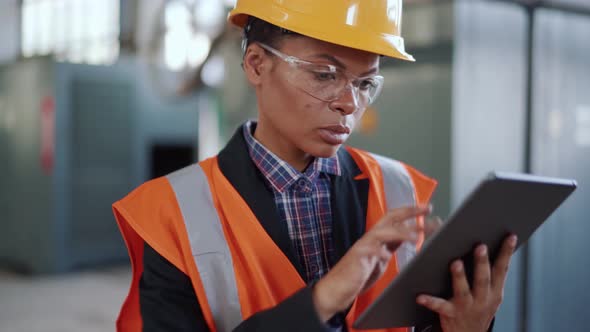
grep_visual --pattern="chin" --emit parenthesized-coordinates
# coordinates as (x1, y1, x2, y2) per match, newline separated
(306, 143, 342, 159)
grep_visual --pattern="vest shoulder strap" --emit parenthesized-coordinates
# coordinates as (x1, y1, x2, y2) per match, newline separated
(369, 153, 418, 269)
(166, 161, 243, 332)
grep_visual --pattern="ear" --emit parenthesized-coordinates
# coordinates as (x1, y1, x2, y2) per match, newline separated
(243, 44, 268, 86)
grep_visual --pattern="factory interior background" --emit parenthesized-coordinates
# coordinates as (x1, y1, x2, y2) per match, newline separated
(0, 0, 588, 331)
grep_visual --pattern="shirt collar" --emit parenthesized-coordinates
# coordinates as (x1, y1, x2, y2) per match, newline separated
(242, 121, 341, 193)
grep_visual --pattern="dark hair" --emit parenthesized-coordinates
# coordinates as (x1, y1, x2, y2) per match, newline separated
(242, 16, 300, 53)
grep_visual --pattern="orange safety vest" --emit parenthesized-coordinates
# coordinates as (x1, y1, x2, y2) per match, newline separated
(113, 147, 437, 332)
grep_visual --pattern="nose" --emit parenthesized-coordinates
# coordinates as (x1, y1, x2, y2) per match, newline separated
(329, 84, 360, 115)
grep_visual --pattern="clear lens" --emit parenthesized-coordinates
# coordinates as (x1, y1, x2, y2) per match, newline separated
(294, 66, 346, 101)
(285, 65, 383, 106)
(259, 42, 384, 106)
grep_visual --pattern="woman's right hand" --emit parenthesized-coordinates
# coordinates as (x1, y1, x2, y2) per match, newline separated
(312, 205, 432, 321)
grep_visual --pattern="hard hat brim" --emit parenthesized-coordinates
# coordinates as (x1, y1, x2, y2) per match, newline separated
(228, 11, 415, 62)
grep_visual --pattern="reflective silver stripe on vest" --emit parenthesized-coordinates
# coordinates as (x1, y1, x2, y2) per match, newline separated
(167, 164, 242, 332)
(370, 154, 418, 270)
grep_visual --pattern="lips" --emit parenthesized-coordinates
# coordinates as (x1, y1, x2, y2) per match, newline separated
(322, 125, 351, 134)
(318, 125, 351, 145)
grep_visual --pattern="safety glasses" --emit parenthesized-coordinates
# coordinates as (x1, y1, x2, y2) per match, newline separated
(258, 43, 384, 107)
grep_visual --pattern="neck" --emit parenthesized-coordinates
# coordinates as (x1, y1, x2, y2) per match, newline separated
(253, 121, 313, 172)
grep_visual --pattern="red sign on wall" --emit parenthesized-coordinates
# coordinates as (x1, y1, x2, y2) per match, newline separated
(40, 96, 55, 175)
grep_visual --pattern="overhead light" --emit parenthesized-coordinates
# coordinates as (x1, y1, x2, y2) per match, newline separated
(187, 32, 211, 68)
(165, 29, 191, 71)
(165, 0, 190, 29)
(201, 55, 225, 87)
(194, 0, 225, 32)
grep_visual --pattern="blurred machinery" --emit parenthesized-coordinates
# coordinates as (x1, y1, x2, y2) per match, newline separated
(454, 1, 590, 331)
(0, 0, 229, 274)
(0, 55, 201, 273)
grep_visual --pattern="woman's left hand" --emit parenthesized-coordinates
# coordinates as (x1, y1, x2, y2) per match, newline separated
(416, 234, 518, 332)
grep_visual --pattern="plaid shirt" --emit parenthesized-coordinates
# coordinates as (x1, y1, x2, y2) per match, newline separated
(243, 121, 341, 283)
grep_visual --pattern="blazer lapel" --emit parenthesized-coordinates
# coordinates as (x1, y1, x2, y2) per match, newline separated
(216, 127, 306, 279)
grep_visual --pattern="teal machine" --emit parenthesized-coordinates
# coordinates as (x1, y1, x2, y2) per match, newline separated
(0, 56, 200, 273)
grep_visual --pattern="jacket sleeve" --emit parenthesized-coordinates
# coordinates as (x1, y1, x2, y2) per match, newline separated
(140, 243, 333, 332)
(140, 243, 210, 331)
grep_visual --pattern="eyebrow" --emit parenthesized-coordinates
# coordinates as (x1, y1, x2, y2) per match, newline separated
(311, 53, 379, 77)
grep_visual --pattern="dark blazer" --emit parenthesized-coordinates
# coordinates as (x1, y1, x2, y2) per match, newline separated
(138, 127, 488, 332)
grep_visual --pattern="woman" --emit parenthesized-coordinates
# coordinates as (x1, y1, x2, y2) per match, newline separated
(113, 1, 517, 331)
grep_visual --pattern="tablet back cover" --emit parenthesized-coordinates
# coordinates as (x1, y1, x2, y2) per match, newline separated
(354, 172, 576, 329)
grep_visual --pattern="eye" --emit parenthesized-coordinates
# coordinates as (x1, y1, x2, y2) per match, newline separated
(359, 78, 378, 91)
(312, 71, 337, 81)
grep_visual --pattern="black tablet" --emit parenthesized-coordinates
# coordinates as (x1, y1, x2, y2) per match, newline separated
(353, 172, 577, 329)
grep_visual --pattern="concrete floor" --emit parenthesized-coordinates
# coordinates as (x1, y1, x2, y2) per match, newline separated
(0, 266, 131, 332)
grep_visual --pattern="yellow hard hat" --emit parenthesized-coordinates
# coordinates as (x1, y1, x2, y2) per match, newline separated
(228, 0, 415, 62)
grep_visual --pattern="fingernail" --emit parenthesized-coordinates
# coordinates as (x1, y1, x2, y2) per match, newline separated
(417, 295, 428, 305)
(452, 260, 463, 273)
(478, 245, 488, 256)
(509, 235, 518, 246)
